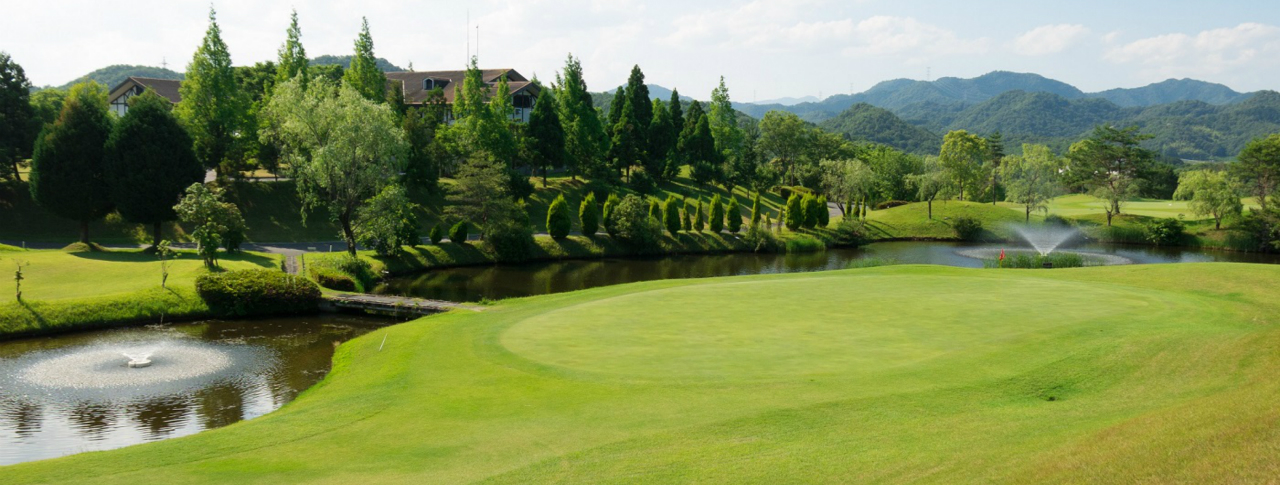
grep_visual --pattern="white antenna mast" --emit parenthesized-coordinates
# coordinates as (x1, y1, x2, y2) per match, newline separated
(466, 9, 470, 64)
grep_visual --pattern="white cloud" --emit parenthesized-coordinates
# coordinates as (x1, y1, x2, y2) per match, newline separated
(1012, 24, 1090, 56)
(844, 16, 989, 57)
(1104, 23, 1280, 79)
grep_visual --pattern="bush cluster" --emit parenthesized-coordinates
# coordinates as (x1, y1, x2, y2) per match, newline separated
(196, 269, 321, 317)
(609, 194, 663, 251)
(952, 216, 984, 241)
(308, 254, 377, 292)
(785, 234, 826, 253)
(1143, 217, 1185, 246)
(742, 224, 782, 253)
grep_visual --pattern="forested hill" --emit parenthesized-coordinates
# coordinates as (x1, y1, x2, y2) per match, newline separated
(817, 89, 1280, 159)
(53, 64, 184, 91)
(735, 71, 1256, 124)
(818, 104, 941, 155)
(309, 55, 404, 72)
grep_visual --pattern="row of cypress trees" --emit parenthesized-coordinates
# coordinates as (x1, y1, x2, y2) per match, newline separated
(784, 193, 830, 231)
(546, 192, 756, 239)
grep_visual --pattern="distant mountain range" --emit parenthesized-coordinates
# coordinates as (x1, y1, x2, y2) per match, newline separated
(735, 72, 1255, 122)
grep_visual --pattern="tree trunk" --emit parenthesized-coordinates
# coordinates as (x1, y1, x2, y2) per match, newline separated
(340, 213, 357, 256)
(542, 167, 548, 187)
(79, 220, 89, 244)
(1025, 206, 1031, 223)
(11, 158, 20, 181)
(928, 200, 933, 220)
(1215, 217, 1221, 230)
(152, 221, 163, 248)
(1106, 211, 1113, 227)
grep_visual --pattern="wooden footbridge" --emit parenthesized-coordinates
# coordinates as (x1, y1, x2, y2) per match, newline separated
(323, 293, 485, 316)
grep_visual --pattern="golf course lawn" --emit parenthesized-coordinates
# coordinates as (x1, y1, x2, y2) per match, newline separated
(4, 263, 1279, 483)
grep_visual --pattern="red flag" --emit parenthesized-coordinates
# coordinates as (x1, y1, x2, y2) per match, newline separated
(999, 249, 1006, 261)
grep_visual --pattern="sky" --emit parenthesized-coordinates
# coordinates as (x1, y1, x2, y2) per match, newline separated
(2, 0, 1278, 102)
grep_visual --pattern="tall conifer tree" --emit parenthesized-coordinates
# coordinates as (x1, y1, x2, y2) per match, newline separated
(29, 82, 114, 243)
(275, 10, 309, 90)
(343, 17, 387, 103)
(175, 7, 247, 177)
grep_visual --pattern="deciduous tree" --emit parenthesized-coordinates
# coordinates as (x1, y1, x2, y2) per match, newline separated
(1001, 144, 1062, 223)
(0, 52, 35, 180)
(938, 130, 987, 201)
(1174, 170, 1242, 230)
(1233, 134, 1280, 211)
(1068, 125, 1154, 226)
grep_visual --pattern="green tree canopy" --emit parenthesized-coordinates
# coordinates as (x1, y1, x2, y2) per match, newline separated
(105, 90, 205, 246)
(554, 55, 607, 180)
(175, 7, 249, 177)
(342, 17, 388, 103)
(261, 78, 408, 255)
(527, 89, 565, 186)
(1067, 125, 1155, 226)
(757, 111, 810, 187)
(0, 52, 36, 180)
(1174, 169, 1242, 230)
(647, 99, 675, 181)
(275, 9, 309, 90)
(29, 81, 114, 243)
(1233, 134, 1280, 211)
(708, 76, 743, 160)
(1001, 144, 1062, 223)
(938, 129, 988, 201)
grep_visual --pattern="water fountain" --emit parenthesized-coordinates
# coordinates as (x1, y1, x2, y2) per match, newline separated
(954, 223, 1133, 267)
(1012, 225, 1080, 256)
(123, 349, 155, 368)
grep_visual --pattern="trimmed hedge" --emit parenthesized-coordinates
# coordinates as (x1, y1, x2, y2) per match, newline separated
(196, 269, 321, 317)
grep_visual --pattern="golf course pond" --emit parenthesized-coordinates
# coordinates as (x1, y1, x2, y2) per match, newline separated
(0, 314, 392, 465)
(375, 240, 1280, 302)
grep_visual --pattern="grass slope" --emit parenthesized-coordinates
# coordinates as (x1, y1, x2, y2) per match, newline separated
(4, 263, 1278, 483)
(0, 248, 279, 338)
(862, 200, 1032, 240)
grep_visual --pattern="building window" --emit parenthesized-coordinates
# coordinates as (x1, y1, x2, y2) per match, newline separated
(513, 94, 533, 109)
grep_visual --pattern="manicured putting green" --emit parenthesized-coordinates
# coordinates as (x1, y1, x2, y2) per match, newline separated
(504, 275, 1170, 381)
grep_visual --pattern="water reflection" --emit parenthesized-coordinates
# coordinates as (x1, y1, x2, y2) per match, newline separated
(377, 241, 1280, 302)
(0, 314, 388, 466)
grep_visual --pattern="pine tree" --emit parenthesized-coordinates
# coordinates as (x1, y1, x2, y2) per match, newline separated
(985, 131, 1006, 205)
(608, 95, 641, 181)
(603, 193, 620, 237)
(693, 200, 705, 232)
(175, 7, 248, 176)
(546, 194, 572, 239)
(343, 18, 387, 103)
(801, 194, 820, 229)
(648, 199, 661, 222)
(708, 194, 724, 233)
(647, 99, 675, 181)
(275, 9, 309, 90)
(554, 54, 607, 181)
(0, 52, 36, 180)
(663, 194, 681, 235)
(708, 76, 743, 162)
(607, 86, 626, 134)
(106, 90, 205, 247)
(625, 65, 652, 171)
(750, 192, 762, 226)
(29, 82, 114, 243)
(579, 192, 600, 236)
(666, 89, 684, 179)
(785, 194, 803, 231)
(429, 223, 445, 244)
(726, 197, 742, 233)
(528, 89, 565, 186)
(687, 114, 723, 186)
(817, 195, 830, 227)
(681, 198, 692, 231)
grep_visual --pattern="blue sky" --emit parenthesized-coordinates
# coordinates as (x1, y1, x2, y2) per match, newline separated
(2, 0, 1277, 101)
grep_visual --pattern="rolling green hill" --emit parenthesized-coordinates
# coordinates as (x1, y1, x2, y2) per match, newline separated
(818, 103, 941, 154)
(51, 64, 184, 91)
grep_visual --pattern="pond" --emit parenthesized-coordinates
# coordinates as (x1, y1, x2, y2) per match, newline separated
(0, 314, 392, 466)
(374, 241, 1280, 302)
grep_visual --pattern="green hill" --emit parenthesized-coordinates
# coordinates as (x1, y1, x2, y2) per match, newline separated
(53, 64, 183, 90)
(818, 103, 941, 154)
(310, 55, 405, 72)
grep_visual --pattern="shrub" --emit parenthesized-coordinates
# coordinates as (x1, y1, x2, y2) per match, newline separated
(987, 252, 1085, 269)
(785, 194, 804, 231)
(816, 195, 830, 227)
(611, 194, 663, 250)
(449, 221, 469, 243)
(603, 193, 620, 238)
(692, 200, 705, 232)
(428, 223, 445, 245)
(488, 218, 535, 262)
(579, 193, 600, 236)
(308, 253, 377, 292)
(708, 194, 724, 233)
(1044, 214, 1072, 227)
(663, 194, 681, 236)
(196, 269, 321, 317)
(785, 234, 826, 253)
(832, 218, 869, 247)
(875, 200, 911, 210)
(750, 193, 762, 226)
(648, 199, 662, 223)
(354, 184, 421, 256)
(743, 223, 782, 253)
(801, 194, 820, 229)
(952, 216, 984, 241)
(726, 197, 742, 233)
(1143, 217, 1185, 246)
(547, 194, 572, 239)
(681, 199, 693, 231)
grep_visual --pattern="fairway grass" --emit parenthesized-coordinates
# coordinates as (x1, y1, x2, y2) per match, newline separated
(3, 263, 1278, 483)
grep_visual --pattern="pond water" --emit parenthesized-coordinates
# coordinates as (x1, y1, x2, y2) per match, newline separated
(0, 314, 391, 466)
(374, 241, 1280, 302)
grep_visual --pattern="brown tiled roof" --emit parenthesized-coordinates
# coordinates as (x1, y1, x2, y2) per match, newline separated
(108, 77, 183, 104)
(385, 68, 537, 105)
